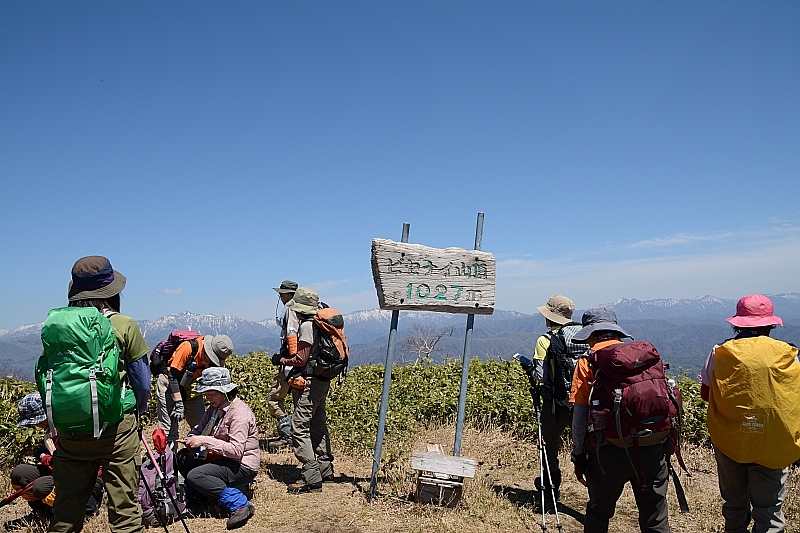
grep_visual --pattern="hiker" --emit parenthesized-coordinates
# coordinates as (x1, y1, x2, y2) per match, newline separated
(176, 367, 259, 530)
(522, 294, 588, 501)
(279, 287, 335, 493)
(569, 307, 672, 533)
(699, 294, 800, 533)
(267, 280, 300, 452)
(156, 333, 234, 443)
(5, 393, 104, 531)
(48, 256, 151, 533)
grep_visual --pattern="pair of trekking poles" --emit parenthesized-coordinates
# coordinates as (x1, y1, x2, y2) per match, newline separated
(530, 383, 563, 533)
(138, 427, 192, 533)
(0, 431, 189, 533)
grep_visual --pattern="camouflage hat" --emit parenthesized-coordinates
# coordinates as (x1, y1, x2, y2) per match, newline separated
(286, 287, 319, 316)
(194, 367, 238, 394)
(273, 280, 298, 294)
(536, 295, 575, 325)
(18, 392, 47, 427)
(203, 334, 234, 366)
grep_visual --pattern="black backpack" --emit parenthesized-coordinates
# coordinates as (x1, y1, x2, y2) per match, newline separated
(305, 308, 349, 381)
(545, 323, 589, 406)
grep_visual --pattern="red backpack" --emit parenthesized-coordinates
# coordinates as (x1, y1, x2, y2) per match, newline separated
(587, 340, 689, 496)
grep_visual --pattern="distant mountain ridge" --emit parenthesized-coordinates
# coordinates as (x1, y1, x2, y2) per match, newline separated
(2, 293, 799, 379)
(600, 293, 800, 323)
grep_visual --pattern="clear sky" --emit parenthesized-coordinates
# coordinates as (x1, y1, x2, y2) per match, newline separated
(1, 2, 798, 331)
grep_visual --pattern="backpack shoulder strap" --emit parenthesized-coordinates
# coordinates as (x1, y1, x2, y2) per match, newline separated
(187, 338, 200, 361)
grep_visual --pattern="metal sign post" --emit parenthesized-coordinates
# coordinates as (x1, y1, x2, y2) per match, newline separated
(369, 222, 410, 500)
(369, 213, 492, 499)
(453, 212, 484, 456)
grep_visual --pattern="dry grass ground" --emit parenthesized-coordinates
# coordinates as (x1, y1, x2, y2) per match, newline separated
(2, 424, 798, 533)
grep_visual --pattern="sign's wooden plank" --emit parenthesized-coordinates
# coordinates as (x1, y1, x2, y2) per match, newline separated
(371, 239, 495, 314)
(411, 451, 477, 478)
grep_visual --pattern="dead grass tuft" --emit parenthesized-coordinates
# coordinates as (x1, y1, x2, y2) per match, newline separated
(2, 424, 798, 533)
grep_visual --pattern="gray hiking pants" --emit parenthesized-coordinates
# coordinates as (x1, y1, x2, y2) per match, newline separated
(291, 377, 334, 484)
(714, 445, 788, 533)
(584, 441, 670, 533)
(156, 374, 205, 443)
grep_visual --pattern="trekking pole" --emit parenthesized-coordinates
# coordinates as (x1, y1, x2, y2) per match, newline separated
(139, 429, 192, 533)
(537, 422, 563, 531)
(531, 385, 563, 532)
(0, 480, 36, 509)
(531, 385, 548, 532)
(139, 465, 172, 533)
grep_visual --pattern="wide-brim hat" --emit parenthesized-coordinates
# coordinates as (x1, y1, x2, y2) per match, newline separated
(536, 295, 575, 325)
(68, 256, 127, 301)
(727, 294, 783, 328)
(572, 306, 631, 342)
(286, 287, 319, 316)
(194, 367, 238, 394)
(203, 334, 234, 366)
(273, 280, 298, 294)
(18, 392, 46, 427)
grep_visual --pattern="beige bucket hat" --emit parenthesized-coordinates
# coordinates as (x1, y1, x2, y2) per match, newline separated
(536, 295, 575, 325)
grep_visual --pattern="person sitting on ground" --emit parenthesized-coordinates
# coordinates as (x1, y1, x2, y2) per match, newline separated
(5, 393, 104, 531)
(699, 294, 800, 533)
(176, 367, 259, 530)
(157, 334, 234, 444)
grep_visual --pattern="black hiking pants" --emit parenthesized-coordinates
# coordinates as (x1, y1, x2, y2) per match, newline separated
(584, 441, 670, 533)
(539, 398, 570, 491)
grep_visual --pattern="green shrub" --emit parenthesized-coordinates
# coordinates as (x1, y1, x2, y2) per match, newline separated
(676, 374, 710, 446)
(0, 378, 39, 466)
(227, 354, 711, 454)
(0, 355, 712, 468)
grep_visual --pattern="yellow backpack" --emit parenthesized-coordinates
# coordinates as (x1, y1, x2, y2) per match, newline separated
(708, 336, 800, 468)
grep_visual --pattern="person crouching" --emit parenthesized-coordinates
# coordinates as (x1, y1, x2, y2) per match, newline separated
(176, 368, 259, 530)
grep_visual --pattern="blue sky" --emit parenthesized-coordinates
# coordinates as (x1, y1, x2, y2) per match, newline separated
(1, 2, 798, 331)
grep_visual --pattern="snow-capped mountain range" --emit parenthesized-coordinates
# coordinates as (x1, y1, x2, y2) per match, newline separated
(2, 294, 798, 378)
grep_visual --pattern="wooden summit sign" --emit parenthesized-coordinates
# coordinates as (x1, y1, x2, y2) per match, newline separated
(371, 238, 496, 314)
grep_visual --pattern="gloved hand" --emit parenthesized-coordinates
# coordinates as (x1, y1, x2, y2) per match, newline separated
(171, 400, 185, 421)
(40, 454, 53, 469)
(571, 450, 588, 486)
(271, 352, 282, 366)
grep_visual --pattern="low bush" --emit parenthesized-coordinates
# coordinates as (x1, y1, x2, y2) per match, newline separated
(0, 355, 711, 467)
(227, 353, 708, 455)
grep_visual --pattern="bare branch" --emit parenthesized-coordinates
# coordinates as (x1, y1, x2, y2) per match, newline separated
(401, 322, 454, 365)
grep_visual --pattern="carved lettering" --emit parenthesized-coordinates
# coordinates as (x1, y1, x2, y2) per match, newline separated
(372, 239, 495, 314)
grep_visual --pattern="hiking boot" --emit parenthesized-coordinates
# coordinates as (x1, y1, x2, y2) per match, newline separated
(287, 479, 322, 493)
(267, 438, 292, 453)
(226, 503, 254, 530)
(322, 473, 335, 483)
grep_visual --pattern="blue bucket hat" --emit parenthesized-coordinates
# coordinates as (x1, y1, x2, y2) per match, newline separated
(18, 392, 47, 426)
(572, 307, 632, 342)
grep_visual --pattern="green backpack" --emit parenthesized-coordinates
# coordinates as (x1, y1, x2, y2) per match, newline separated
(36, 307, 126, 438)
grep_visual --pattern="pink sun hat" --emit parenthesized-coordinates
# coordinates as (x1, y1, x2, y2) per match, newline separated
(726, 294, 783, 328)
